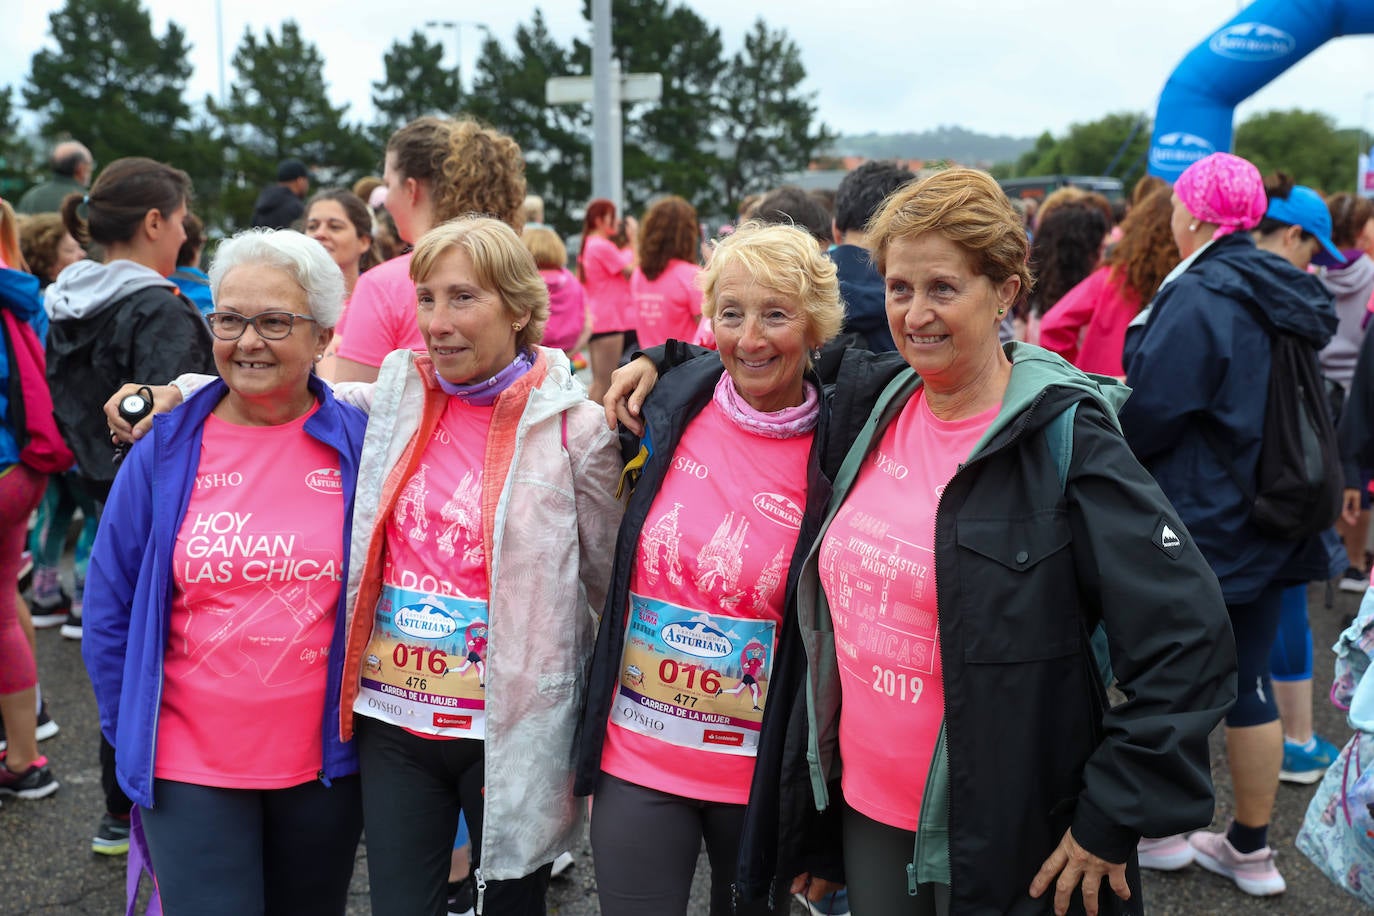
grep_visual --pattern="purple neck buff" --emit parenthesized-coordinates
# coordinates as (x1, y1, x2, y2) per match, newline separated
(435, 349, 535, 406)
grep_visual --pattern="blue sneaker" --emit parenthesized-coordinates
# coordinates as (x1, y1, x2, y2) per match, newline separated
(1280, 735, 1340, 785)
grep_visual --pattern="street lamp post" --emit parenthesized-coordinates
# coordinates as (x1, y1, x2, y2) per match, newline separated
(425, 19, 492, 111)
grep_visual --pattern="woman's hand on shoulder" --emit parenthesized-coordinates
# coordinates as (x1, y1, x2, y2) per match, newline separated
(1029, 828, 1129, 916)
(602, 356, 659, 436)
(103, 383, 183, 444)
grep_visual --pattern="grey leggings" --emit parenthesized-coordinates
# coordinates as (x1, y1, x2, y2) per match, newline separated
(590, 772, 788, 916)
(841, 803, 949, 916)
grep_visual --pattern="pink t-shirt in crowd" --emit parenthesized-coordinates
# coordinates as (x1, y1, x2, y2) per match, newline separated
(356, 396, 494, 739)
(1038, 266, 1140, 377)
(820, 389, 996, 830)
(541, 267, 588, 350)
(601, 401, 813, 804)
(581, 234, 634, 334)
(335, 252, 424, 368)
(631, 259, 703, 350)
(157, 407, 346, 789)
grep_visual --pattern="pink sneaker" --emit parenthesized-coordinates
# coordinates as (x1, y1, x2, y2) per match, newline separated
(1187, 829, 1286, 896)
(1137, 835, 1194, 871)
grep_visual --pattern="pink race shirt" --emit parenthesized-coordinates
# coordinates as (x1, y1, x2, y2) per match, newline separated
(601, 401, 813, 804)
(581, 235, 634, 333)
(335, 253, 424, 368)
(157, 407, 346, 789)
(820, 389, 996, 830)
(631, 259, 703, 350)
(356, 397, 495, 738)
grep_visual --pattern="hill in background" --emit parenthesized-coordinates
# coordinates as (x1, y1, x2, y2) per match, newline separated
(828, 125, 1035, 166)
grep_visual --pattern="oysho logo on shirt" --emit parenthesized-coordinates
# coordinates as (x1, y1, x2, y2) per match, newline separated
(1208, 22, 1296, 61)
(305, 467, 343, 494)
(872, 450, 908, 480)
(672, 455, 709, 479)
(195, 471, 244, 489)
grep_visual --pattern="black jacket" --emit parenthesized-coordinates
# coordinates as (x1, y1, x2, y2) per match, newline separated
(250, 184, 305, 229)
(797, 347, 1236, 914)
(46, 285, 215, 483)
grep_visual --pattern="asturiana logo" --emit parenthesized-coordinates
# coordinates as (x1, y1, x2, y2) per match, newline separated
(394, 602, 458, 639)
(1208, 22, 1296, 61)
(305, 467, 344, 494)
(661, 621, 732, 659)
(752, 492, 803, 529)
(1149, 132, 1216, 171)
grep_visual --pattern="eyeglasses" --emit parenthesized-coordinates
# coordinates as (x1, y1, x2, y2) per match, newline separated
(206, 311, 318, 341)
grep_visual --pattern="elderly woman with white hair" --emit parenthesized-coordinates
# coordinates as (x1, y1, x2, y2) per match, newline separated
(83, 228, 369, 916)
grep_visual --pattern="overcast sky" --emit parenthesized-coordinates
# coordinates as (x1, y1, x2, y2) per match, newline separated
(4, 0, 1373, 141)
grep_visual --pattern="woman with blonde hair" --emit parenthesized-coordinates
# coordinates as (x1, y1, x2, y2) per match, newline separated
(577, 222, 842, 915)
(333, 116, 526, 384)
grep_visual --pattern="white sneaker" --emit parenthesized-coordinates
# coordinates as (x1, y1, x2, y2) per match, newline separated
(1137, 834, 1195, 871)
(1188, 829, 1286, 896)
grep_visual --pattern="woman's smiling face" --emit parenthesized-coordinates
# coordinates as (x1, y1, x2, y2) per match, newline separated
(883, 232, 1018, 394)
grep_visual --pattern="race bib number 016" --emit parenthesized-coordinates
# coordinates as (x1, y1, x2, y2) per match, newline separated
(613, 593, 775, 756)
(357, 584, 489, 737)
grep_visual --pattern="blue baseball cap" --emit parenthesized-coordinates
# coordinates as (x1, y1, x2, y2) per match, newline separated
(1265, 185, 1346, 266)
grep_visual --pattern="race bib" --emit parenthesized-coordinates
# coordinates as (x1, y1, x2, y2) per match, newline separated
(357, 584, 489, 737)
(612, 593, 775, 756)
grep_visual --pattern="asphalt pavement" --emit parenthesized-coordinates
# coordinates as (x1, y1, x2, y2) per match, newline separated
(2, 581, 1368, 914)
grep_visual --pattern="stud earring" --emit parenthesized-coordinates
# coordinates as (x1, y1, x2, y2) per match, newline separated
(1189, 221, 1200, 232)
(512, 322, 522, 332)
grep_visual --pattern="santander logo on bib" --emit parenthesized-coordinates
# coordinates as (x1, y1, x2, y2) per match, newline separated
(753, 492, 803, 529)
(305, 467, 343, 495)
(661, 618, 733, 659)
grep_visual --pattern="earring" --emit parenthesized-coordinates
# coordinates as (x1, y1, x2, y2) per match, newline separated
(512, 322, 522, 332)
(314, 353, 324, 362)
(1189, 221, 1200, 232)
(997, 308, 1006, 316)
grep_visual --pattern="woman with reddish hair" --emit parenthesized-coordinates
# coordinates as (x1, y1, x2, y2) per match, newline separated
(631, 196, 702, 351)
(578, 199, 635, 403)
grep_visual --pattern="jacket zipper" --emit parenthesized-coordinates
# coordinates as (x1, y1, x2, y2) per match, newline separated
(910, 388, 1058, 898)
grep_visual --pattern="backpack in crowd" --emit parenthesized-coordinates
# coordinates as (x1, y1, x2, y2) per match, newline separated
(1203, 321, 1342, 541)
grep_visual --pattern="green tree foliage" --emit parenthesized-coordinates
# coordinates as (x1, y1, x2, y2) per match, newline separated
(468, 11, 590, 237)
(372, 31, 460, 142)
(0, 87, 40, 199)
(1235, 109, 1358, 193)
(212, 20, 374, 227)
(23, 0, 194, 167)
(1013, 113, 1151, 181)
(715, 19, 833, 209)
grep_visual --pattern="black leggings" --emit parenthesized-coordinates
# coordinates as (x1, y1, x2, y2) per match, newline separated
(355, 716, 551, 916)
(139, 776, 362, 916)
(1226, 583, 1284, 727)
(840, 802, 949, 916)
(589, 772, 787, 916)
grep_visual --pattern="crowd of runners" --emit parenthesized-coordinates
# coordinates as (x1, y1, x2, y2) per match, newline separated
(1, 114, 1374, 916)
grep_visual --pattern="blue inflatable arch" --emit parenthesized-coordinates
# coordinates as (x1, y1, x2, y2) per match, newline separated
(1148, 0, 1374, 179)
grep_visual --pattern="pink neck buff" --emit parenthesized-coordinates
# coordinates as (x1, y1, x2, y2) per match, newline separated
(712, 371, 819, 439)
(1174, 152, 1266, 241)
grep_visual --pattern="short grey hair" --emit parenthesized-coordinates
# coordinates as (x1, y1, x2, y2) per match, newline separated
(207, 228, 345, 328)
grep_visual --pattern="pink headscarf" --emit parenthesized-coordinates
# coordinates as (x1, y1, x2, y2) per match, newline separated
(1173, 152, 1267, 240)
